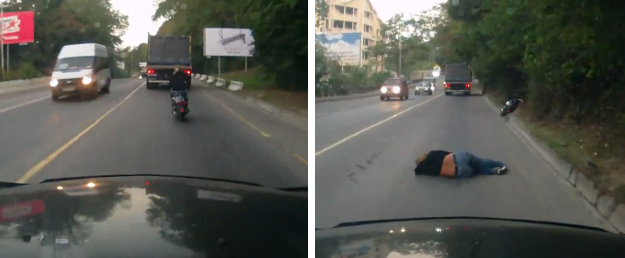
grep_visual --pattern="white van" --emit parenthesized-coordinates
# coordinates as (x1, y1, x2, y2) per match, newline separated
(49, 43, 111, 100)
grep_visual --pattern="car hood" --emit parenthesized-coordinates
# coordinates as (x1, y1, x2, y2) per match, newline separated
(316, 218, 625, 258)
(51, 69, 92, 80)
(0, 175, 307, 257)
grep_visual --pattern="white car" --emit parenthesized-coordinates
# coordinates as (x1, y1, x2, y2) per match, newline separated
(415, 81, 435, 95)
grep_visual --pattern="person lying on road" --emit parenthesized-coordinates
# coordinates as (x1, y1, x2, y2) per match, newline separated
(415, 150, 509, 178)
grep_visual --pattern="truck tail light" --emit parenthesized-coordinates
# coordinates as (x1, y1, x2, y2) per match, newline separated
(466, 83, 471, 88)
(184, 70, 191, 75)
(147, 69, 154, 74)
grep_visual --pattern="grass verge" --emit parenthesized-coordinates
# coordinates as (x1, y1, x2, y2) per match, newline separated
(488, 90, 625, 204)
(216, 69, 307, 115)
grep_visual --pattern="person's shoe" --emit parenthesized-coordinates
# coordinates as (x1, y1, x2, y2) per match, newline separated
(494, 166, 508, 175)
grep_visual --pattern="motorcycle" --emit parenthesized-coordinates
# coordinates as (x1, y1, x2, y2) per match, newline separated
(500, 98, 523, 121)
(171, 91, 189, 121)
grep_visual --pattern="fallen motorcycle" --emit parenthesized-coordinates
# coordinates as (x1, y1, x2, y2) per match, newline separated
(500, 98, 523, 121)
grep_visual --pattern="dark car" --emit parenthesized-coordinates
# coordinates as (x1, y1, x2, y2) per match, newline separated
(317, 217, 625, 258)
(380, 78, 409, 101)
(0, 175, 307, 257)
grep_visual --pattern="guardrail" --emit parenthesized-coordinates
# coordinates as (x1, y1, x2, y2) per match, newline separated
(0, 77, 51, 94)
(190, 74, 243, 91)
(0, 76, 49, 87)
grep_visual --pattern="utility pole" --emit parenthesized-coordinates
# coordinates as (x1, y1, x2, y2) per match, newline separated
(1, 3, 5, 75)
(398, 42, 402, 77)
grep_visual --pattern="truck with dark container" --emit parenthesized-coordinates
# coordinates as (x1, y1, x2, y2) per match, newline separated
(444, 63, 472, 96)
(145, 34, 192, 90)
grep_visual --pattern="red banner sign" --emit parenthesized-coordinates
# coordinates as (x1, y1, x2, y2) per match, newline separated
(0, 199, 45, 222)
(0, 11, 34, 45)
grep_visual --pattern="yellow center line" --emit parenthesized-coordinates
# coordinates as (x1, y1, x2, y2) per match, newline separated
(315, 94, 443, 156)
(201, 91, 309, 165)
(200, 91, 271, 137)
(294, 153, 308, 165)
(16, 82, 145, 183)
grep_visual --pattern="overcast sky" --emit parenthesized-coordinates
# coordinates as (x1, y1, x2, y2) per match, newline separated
(111, 0, 163, 47)
(110, 0, 446, 47)
(369, 0, 446, 21)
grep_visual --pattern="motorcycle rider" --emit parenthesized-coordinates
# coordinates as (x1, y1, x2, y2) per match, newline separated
(169, 66, 189, 111)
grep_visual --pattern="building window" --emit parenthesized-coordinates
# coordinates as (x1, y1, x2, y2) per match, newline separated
(365, 11, 372, 19)
(334, 5, 345, 14)
(345, 21, 357, 30)
(325, 20, 329, 29)
(364, 25, 372, 33)
(363, 52, 369, 60)
(363, 38, 374, 46)
(333, 20, 344, 29)
(345, 7, 357, 16)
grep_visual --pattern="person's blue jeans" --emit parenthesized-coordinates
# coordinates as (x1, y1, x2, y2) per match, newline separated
(453, 152, 505, 178)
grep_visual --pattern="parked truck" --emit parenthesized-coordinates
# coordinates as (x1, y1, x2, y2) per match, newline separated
(146, 35, 192, 90)
(443, 63, 472, 96)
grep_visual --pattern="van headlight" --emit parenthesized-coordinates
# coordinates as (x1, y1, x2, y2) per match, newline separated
(82, 76, 92, 85)
(50, 79, 58, 87)
(392, 86, 400, 93)
(380, 87, 388, 93)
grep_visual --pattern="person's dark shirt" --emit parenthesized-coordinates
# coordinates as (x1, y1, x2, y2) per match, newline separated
(414, 150, 452, 176)
(170, 70, 188, 91)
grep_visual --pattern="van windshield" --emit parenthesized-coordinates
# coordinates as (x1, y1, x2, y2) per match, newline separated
(54, 57, 94, 71)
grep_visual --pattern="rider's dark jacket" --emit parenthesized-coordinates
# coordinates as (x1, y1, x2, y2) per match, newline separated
(169, 70, 188, 91)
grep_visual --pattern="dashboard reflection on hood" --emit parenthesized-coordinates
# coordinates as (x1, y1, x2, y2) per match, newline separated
(0, 176, 307, 257)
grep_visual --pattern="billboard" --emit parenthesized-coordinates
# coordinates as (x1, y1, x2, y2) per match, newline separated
(315, 32, 361, 66)
(1, 11, 34, 44)
(204, 28, 255, 57)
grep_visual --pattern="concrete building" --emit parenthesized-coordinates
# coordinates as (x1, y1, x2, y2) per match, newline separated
(316, 0, 384, 71)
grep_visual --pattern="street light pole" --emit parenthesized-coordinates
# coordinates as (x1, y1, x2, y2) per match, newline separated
(1, 3, 5, 75)
(398, 42, 402, 77)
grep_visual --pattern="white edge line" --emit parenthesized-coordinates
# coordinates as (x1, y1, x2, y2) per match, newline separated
(315, 94, 443, 156)
(0, 95, 49, 114)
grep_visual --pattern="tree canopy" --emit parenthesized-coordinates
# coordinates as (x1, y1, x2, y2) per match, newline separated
(362, 7, 446, 77)
(434, 0, 625, 138)
(153, 0, 307, 92)
(1, 0, 129, 79)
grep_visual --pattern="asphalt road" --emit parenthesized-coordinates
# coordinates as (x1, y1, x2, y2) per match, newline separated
(315, 81, 611, 230)
(0, 79, 307, 188)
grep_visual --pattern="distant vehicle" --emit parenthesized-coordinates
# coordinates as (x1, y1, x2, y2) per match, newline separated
(444, 64, 472, 96)
(49, 43, 112, 101)
(415, 81, 434, 95)
(423, 76, 438, 87)
(139, 62, 147, 78)
(146, 35, 192, 90)
(380, 78, 409, 101)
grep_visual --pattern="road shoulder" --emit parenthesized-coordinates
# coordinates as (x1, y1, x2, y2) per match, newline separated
(483, 93, 625, 233)
(192, 78, 307, 131)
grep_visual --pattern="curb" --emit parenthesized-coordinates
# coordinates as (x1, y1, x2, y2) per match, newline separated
(482, 94, 625, 233)
(191, 78, 307, 131)
(315, 91, 379, 103)
(0, 77, 50, 95)
(0, 83, 48, 95)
